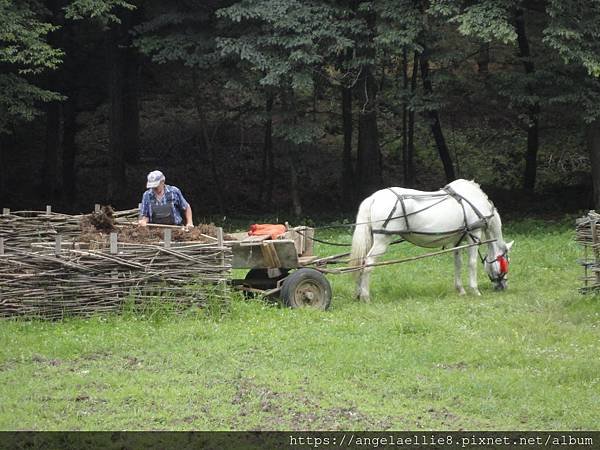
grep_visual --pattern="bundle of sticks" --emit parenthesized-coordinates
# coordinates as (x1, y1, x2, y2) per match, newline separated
(575, 211, 600, 293)
(0, 207, 139, 251)
(0, 240, 231, 319)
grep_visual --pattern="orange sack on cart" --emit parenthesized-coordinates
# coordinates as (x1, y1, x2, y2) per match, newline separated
(248, 224, 287, 240)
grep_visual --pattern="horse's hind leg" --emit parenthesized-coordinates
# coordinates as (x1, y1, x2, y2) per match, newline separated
(454, 249, 466, 295)
(357, 234, 391, 302)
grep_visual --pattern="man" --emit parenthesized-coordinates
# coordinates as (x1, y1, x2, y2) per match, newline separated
(138, 170, 194, 228)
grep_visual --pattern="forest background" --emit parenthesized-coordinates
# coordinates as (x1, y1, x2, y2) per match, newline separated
(2, 0, 599, 219)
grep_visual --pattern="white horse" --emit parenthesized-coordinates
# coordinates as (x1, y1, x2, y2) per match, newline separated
(350, 179, 513, 301)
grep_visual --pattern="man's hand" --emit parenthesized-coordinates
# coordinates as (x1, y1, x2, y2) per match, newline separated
(183, 223, 194, 231)
(138, 217, 149, 227)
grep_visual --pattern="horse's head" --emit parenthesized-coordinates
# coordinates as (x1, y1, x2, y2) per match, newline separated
(484, 240, 513, 291)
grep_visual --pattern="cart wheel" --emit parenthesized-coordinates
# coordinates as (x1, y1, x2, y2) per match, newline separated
(281, 268, 331, 310)
(243, 269, 288, 298)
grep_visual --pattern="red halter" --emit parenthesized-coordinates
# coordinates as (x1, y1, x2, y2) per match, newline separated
(498, 255, 509, 274)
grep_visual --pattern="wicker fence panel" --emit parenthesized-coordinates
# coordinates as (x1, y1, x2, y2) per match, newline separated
(576, 211, 600, 293)
(0, 208, 231, 319)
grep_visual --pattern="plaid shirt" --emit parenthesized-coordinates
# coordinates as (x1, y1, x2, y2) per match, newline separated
(140, 185, 189, 225)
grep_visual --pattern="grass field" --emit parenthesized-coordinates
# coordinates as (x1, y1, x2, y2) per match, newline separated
(0, 217, 598, 430)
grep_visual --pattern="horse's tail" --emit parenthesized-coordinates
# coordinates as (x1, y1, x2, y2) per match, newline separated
(349, 197, 374, 272)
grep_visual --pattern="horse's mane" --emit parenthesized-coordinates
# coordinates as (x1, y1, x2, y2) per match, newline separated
(452, 179, 491, 202)
(466, 179, 481, 189)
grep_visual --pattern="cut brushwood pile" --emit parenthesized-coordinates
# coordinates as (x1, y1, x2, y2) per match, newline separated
(0, 207, 231, 319)
(79, 205, 232, 247)
(0, 206, 139, 250)
(576, 210, 600, 293)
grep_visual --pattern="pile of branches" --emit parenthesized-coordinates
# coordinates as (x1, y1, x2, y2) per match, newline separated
(0, 241, 231, 319)
(79, 206, 229, 247)
(0, 207, 138, 251)
(575, 211, 600, 293)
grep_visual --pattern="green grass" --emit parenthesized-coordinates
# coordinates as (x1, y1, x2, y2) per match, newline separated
(0, 218, 598, 430)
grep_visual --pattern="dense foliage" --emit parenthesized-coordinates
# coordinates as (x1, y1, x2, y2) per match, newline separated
(0, 0, 599, 214)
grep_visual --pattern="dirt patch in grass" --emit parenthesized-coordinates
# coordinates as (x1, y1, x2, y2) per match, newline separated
(31, 354, 62, 366)
(0, 360, 16, 372)
(79, 351, 111, 361)
(424, 407, 461, 427)
(435, 361, 469, 371)
(123, 356, 144, 369)
(227, 377, 394, 430)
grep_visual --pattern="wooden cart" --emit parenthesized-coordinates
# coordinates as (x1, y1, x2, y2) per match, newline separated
(228, 226, 495, 311)
(229, 227, 333, 310)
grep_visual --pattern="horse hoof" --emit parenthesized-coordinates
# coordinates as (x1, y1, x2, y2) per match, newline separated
(457, 288, 466, 296)
(472, 289, 482, 296)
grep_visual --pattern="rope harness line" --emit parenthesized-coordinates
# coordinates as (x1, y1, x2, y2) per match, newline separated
(292, 227, 404, 248)
(317, 239, 498, 274)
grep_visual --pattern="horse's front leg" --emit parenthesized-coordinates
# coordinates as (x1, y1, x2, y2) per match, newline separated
(454, 249, 466, 295)
(467, 243, 481, 296)
(357, 235, 390, 302)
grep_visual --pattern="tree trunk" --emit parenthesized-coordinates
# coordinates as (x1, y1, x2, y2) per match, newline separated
(420, 47, 455, 182)
(107, 26, 126, 205)
(122, 7, 141, 165)
(123, 51, 140, 164)
(356, 64, 383, 197)
(355, 4, 382, 198)
(341, 82, 354, 207)
(284, 142, 302, 218)
(40, 0, 62, 203)
(402, 47, 408, 169)
(0, 133, 9, 207)
(260, 92, 274, 206)
(515, 8, 540, 192)
(589, 120, 600, 209)
(0, 131, 16, 207)
(42, 101, 61, 201)
(192, 71, 224, 215)
(62, 94, 77, 204)
(477, 42, 490, 75)
(279, 89, 303, 217)
(404, 51, 419, 187)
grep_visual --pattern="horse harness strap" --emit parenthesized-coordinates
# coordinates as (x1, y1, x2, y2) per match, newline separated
(374, 186, 493, 242)
(442, 185, 490, 245)
(382, 188, 409, 230)
(443, 185, 488, 229)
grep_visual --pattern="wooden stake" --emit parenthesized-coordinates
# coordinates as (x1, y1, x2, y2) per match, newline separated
(216, 227, 224, 246)
(0, 238, 4, 255)
(2, 208, 9, 216)
(110, 232, 119, 292)
(46, 205, 52, 214)
(164, 229, 172, 249)
(110, 232, 118, 255)
(95, 204, 101, 213)
(591, 217, 599, 285)
(55, 235, 62, 256)
(216, 227, 227, 296)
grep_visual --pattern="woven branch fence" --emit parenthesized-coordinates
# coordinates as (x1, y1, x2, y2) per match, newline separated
(576, 211, 600, 293)
(0, 207, 232, 319)
(0, 205, 138, 250)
